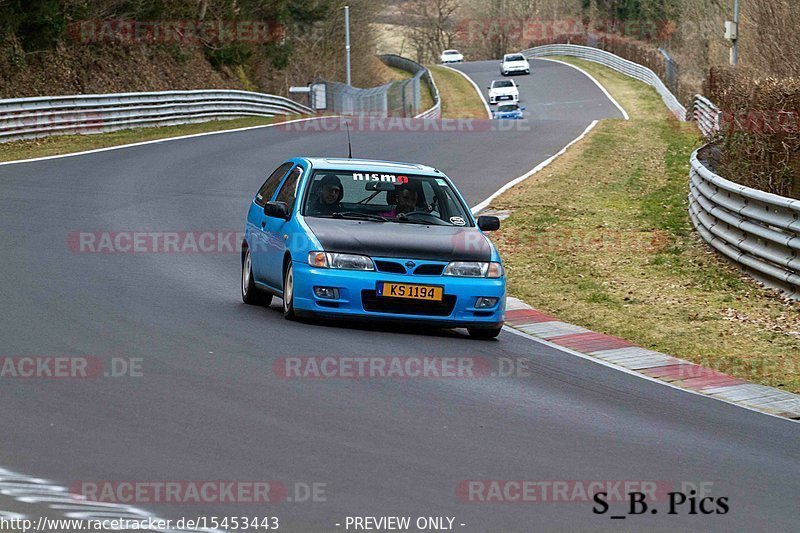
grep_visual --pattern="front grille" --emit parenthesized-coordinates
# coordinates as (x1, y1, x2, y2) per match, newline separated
(361, 290, 456, 317)
(413, 264, 444, 276)
(375, 260, 406, 273)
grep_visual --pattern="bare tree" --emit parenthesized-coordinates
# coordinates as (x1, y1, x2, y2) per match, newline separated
(405, 0, 461, 63)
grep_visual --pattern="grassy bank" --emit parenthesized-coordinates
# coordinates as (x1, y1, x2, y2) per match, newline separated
(428, 66, 488, 119)
(490, 58, 800, 392)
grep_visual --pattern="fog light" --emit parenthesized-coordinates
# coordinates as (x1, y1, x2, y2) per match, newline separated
(314, 287, 340, 299)
(475, 297, 498, 308)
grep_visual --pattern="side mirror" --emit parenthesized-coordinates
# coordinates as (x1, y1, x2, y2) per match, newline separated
(264, 201, 290, 220)
(520, 107, 527, 111)
(477, 215, 500, 231)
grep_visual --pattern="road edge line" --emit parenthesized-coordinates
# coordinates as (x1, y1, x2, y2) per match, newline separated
(471, 120, 598, 214)
(502, 323, 799, 424)
(0, 116, 324, 167)
(535, 57, 630, 120)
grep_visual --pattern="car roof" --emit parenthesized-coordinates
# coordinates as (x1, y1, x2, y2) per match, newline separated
(443, 49, 460, 53)
(300, 157, 441, 175)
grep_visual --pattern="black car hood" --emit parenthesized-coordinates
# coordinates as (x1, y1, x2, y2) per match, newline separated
(304, 218, 493, 262)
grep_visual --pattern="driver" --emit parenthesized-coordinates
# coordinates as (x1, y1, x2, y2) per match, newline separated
(380, 184, 418, 219)
(309, 174, 343, 215)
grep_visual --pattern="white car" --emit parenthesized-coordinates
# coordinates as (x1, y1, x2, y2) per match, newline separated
(500, 53, 530, 75)
(487, 79, 519, 105)
(440, 49, 464, 64)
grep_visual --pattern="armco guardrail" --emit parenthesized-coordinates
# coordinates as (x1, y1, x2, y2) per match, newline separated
(0, 89, 313, 143)
(521, 44, 686, 121)
(689, 148, 800, 298)
(415, 72, 441, 119)
(378, 54, 441, 119)
(692, 94, 721, 138)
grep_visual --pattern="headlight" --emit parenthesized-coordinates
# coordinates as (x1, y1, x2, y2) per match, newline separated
(308, 251, 374, 271)
(443, 261, 504, 278)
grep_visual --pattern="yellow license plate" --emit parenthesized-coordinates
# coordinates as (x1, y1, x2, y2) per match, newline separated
(378, 282, 443, 301)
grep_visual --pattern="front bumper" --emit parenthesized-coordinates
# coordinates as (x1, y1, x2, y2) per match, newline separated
(503, 66, 530, 73)
(489, 94, 519, 104)
(291, 260, 505, 327)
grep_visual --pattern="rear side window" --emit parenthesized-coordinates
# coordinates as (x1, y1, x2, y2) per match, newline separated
(255, 162, 293, 206)
(275, 166, 303, 213)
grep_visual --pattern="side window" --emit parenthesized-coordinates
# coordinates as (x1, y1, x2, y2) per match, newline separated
(255, 162, 292, 206)
(275, 166, 303, 213)
(420, 181, 439, 216)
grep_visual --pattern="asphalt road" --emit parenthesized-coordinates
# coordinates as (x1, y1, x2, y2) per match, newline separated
(451, 59, 623, 121)
(0, 59, 797, 532)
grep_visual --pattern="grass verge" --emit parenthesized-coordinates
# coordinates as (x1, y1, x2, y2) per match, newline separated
(428, 66, 488, 119)
(491, 57, 800, 392)
(0, 115, 303, 163)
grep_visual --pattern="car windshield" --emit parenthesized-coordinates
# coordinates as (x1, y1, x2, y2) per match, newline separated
(302, 170, 473, 226)
(493, 80, 513, 88)
(443, 50, 459, 55)
(506, 55, 525, 61)
(497, 104, 519, 112)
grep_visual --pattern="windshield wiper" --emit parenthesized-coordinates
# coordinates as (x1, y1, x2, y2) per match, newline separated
(395, 212, 443, 225)
(332, 211, 388, 222)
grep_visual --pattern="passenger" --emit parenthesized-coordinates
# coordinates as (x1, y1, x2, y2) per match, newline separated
(381, 184, 419, 218)
(309, 174, 343, 215)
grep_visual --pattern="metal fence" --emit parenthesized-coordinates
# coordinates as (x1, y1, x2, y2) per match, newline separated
(692, 94, 722, 138)
(520, 44, 687, 121)
(0, 89, 313, 143)
(379, 54, 441, 119)
(658, 48, 680, 97)
(318, 55, 440, 119)
(320, 81, 392, 116)
(689, 146, 800, 298)
(688, 93, 800, 298)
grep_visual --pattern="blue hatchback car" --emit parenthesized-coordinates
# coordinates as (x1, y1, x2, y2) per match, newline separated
(492, 103, 525, 120)
(241, 157, 506, 339)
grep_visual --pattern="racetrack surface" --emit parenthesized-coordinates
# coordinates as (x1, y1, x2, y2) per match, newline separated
(0, 59, 797, 532)
(451, 59, 624, 121)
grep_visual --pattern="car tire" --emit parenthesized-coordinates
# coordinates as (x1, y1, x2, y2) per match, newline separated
(467, 326, 503, 339)
(282, 261, 296, 320)
(242, 247, 272, 306)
